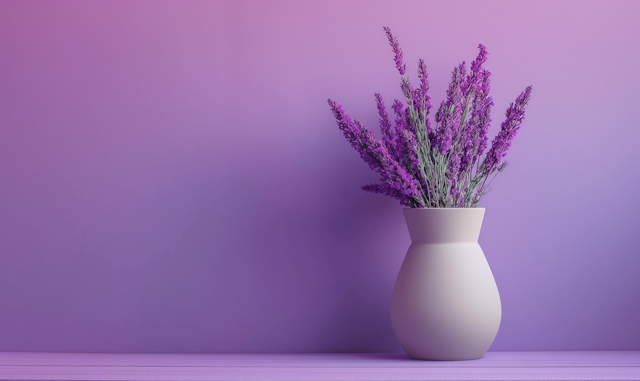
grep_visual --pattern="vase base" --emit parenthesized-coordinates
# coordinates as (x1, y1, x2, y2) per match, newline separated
(407, 353, 486, 361)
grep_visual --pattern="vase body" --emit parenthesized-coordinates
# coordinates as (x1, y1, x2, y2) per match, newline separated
(390, 208, 501, 361)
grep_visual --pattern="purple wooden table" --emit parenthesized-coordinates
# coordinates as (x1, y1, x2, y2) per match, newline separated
(1, 351, 639, 380)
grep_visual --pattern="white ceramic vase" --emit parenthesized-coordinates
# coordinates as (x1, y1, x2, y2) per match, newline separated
(390, 207, 501, 360)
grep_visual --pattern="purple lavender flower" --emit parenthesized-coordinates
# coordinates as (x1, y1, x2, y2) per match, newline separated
(375, 93, 396, 157)
(362, 183, 406, 205)
(459, 68, 493, 173)
(362, 183, 423, 207)
(483, 86, 533, 174)
(461, 44, 488, 103)
(383, 26, 406, 76)
(401, 77, 414, 108)
(358, 122, 421, 201)
(447, 146, 462, 179)
(418, 59, 429, 95)
(389, 98, 426, 192)
(451, 45, 491, 179)
(416, 59, 433, 135)
(473, 68, 493, 158)
(434, 62, 466, 154)
(328, 99, 421, 203)
(401, 128, 427, 190)
(392, 99, 406, 129)
(327, 99, 362, 154)
(470, 44, 488, 74)
(391, 99, 409, 164)
(384, 27, 429, 139)
(391, 99, 422, 189)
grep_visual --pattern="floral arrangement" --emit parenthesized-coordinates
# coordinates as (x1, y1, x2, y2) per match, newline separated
(328, 27, 532, 208)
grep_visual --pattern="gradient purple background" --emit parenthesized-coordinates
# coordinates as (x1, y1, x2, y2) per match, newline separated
(1, 0, 639, 353)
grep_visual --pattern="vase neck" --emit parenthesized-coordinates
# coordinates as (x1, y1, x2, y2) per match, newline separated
(403, 208, 485, 244)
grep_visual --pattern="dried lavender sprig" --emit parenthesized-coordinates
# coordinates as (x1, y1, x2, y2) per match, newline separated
(442, 45, 490, 185)
(459, 85, 532, 207)
(390, 98, 429, 196)
(375, 93, 396, 157)
(459, 68, 493, 176)
(328, 99, 423, 205)
(355, 117, 422, 202)
(483, 85, 533, 174)
(383, 26, 406, 76)
(391, 99, 409, 165)
(447, 45, 492, 203)
(457, 45, 489, 150)
(383, 26, 421, 133)
(460, 44, 489, 121)
(473, 68, 493, 159)
(416, 59, 433, 138)
(433, 62, 466, 154)
(362, 183, 407, 206)
(362, 183, 423, 208)
(400, 128, 427, 192)
(327, 99, 381, 173)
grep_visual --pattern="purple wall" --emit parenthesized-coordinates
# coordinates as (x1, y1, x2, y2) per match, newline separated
(1, 0, 639, 353)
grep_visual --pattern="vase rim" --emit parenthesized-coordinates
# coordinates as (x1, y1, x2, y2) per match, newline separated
(404, 207, 485, 210)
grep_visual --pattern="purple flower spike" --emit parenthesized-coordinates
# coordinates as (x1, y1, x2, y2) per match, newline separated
(401, 129, 427, 190)
(328, 99, 361, 151)
(408, 59, 433, 137)
(391, 99, 409, 163)
(362, 183, 414, 207)
(328, 98, 421, 206)
(459, 68, 494, 174)
(401, 77, 413, 105)
(417, 60, 433, 114)
(383, 27, 406, 76)
(461, 44, 489, 109)
(392, 99, 406, 128)
(469, 45, 488, 80)
(375, 93, 396, 157)
(484, 86, 533, 174)
(473, 69, 493, 158)
(434, 62, 466, 153)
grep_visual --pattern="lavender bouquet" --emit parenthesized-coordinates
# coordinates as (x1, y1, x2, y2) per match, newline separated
(328, 27, 532, 208)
